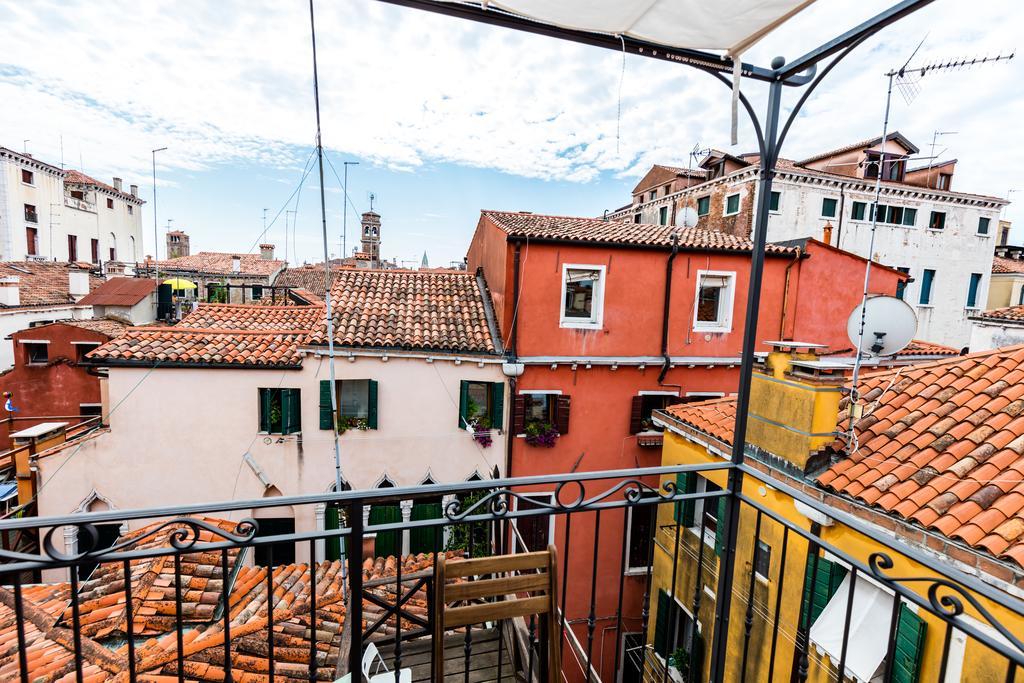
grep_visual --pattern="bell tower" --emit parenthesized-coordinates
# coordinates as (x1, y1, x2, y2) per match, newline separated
(360, 204, 381, 268)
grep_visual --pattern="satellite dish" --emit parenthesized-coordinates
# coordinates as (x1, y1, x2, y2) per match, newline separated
(675, 206, 699, 228)
(846, 296, 918, 357)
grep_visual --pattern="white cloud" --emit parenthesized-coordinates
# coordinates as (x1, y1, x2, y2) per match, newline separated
(0, 0, 1020, 225)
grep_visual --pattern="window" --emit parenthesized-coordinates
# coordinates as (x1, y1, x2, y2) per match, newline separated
(90, 238, 99, 264)
(919, 269, 935, 305)
(76, 343, 100, 363)
(649, 190, 656, 201)
(24, 204, 37, 223)
(70, 190, 85, 200)
(560, 264, 605, 328)
(515, 494, 554, 552)
(928, 211, 946, 230)
(258, 387, 301, 434)
(127, 204, 133, 215)
(967, 273, 982, 309)
(851, 201, 867, 220)
(659, 206, 668, 226)
(79, 404, 103, 417)
(253, 517, 296, 566)
(629, 393, 679, 433)
(109, 248, 116, 261)
(978, 217, 991, 235)
(1002, 224, 1012, 245)
(514, 392, 570, 436)
(24, 342, 48, 364)
(693, 271, 735, 332)
(319, 379, 378, 430)
(524, 393, 555, 425)
(67, 235, 78, 262)
(459, 380, 503, 430)
(768, 190, 780, 212)
(902, 207, 917, 226)
(754, 540, 771, 579)
(106, 197, 114, 209)
(869, 204, 915, 226)
(625, 505, 655, 572)
(633, 213, 641, 224)
(21, 169, 34, 185)
(25, 227, 38, 256)
(251, 285, 263, 300)
(937, 173, 951, 190)
(696, 196, 710, 216)
(724, 193, 740, 216)
(652, 591, 701, 674)
(821, 197, 837, 218)
(895, 267, 910, 300)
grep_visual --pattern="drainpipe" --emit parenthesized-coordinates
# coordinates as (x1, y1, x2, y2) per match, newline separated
(657, 234, 680, 383)
(836, 185, 846, 249)
(779, 247, 802, 339)
(510, 242, 522, 357)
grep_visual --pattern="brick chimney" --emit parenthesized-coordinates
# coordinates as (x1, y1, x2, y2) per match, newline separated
(745, 341, 845, 474)
(130, 184, 138, 197)
(112, 177, 122, 192)
(0, 277, 21, 307)
(259, 244, 275, 261)
(232, 255, 241, 273)
(822, 222, 834, 246)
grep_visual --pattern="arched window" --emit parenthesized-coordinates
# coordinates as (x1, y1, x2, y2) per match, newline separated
(369, 477, 400, 557)
(253, 486, 296, 565)
(109, 233, 117, 261)
(129, 236, 136, 262)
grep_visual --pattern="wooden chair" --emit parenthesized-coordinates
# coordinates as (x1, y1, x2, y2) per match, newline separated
(432, 545, 560, 682)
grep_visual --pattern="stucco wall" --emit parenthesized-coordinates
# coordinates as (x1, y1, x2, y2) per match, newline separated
(987, 273, 1024, 310)
(0, 305, 90, 369)
(969, 321, 1024, 352)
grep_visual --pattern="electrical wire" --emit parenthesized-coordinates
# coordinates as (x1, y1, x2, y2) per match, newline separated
(242, 145, 318, 256)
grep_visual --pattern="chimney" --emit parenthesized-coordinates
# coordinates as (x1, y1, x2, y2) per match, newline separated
(112, 177, 122, 192)
(68, 270, 90, 301)
(0, 277, 21, 307)
(259, 244, 275, 261)
(745, 341, 845, 474)
(232, 255, 242, 273)
(130, 184, 138, 197)
(822, 222, 834, 245)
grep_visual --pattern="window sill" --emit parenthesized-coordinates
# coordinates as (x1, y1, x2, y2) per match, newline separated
(693, 325, 731, 334)
(917, 304, 934, 309)
(559, 320, 602, 330)
(623, 567, 650, 577)
(723, 212, 740, 218)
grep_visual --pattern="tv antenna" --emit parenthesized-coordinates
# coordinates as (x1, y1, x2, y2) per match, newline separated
(846, 42, 1014, 454)
(368, 192, 376, 212)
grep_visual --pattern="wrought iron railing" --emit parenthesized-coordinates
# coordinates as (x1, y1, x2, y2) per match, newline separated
(0, 463, 1021, 683)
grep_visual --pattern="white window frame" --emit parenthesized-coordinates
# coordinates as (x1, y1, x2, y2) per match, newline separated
(977, 216, 991, 236)
(512, 492, 556, 553)
(820, 197, 839, 219)
(723, 192, 741, 216)
(696, 195, 711, 217)
(559, 263, 606, 330)
(685, 391, 726, 399)
(624, 505, 657, 574)
(616, 631, 645, 683)
(687, 477, 719, 549)
(654, 594, 702, 668)
(692, 270, 736, 333)
(768, 190, 782, 215)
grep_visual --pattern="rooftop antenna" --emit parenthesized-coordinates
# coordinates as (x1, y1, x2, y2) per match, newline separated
(925, 130, 957, 187)
(369, 192, 376, 212)
(22, 140, 29, 154)
(846, 44, 1015, 455)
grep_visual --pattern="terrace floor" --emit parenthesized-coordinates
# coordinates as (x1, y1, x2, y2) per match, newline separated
(377, 628, 512, 682)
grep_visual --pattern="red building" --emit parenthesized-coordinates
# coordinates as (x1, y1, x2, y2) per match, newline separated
(466, 211, 907, 681)
(0, 319, 127, 448)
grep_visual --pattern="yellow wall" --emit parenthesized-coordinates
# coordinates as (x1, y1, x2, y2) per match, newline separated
(646, 429, 1022, 683)
(987, 274, 1024, 310)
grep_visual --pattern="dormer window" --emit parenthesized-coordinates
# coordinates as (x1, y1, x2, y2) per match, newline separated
(864, 152, 906, 182)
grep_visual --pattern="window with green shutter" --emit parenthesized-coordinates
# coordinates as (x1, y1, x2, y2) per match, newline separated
(325, 505, 342, 561)
(799, 554, 847, 627)
(673, 471, 696, 527)
(891, 603, 927, 683)
(459, 380, 503, 430)
(653, 590, 671, 656)
(259, 387, 301, 435)
(368, 504, 402, 558)
(409, 499, 442, 554)
(713, 495, 727, 557)
(319, 380, 334, 429)
(323, 379, 379, 430)
(696, 196, 710, 216)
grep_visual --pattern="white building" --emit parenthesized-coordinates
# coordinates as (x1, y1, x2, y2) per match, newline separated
(0, 147, 145, 266)
(969, 306, 1024, 351)
(612, 133, 1009, 348)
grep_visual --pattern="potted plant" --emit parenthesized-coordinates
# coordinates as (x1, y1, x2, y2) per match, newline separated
(469, 418, 493, 447)
(524, 421, 559, 447)
(667, 647, 689, 682)
(337, 416, 369, 434)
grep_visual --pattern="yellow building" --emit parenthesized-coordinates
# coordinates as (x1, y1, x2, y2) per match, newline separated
(643, 344, 1024, 683)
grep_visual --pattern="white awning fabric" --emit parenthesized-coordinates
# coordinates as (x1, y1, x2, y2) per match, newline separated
(450, 1, 818, 55)
(809, 573, 894, 683)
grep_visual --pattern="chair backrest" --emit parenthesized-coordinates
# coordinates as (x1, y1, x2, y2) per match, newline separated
(361, 642, 381, 677)
(432, 545, 560, 682)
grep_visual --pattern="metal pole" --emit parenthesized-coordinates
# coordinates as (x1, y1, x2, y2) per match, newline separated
(708, 76, 783, 683)
(307, 0, 343, 496)
(151, 147, 167, 281)
(846, 72, 894, 443)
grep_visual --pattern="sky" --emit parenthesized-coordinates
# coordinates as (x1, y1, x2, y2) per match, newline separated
(1, 0, 1021, 267)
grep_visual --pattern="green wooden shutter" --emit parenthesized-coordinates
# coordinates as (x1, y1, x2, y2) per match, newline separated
(409, 501, 442, 554)
(458, 380, 470, 428)
(799, 555, 847, 626)
(673, 472, 696, 527)
(714, 495, 728, 557)
(319, 380, 333, 430)
(282, 389, 301, 434)
(490, 382, 504, 430)
(259, 388, 271, 433)
(367, 380, 379, 430)
(653, 590, 671, 656)
(325, 505, 341, 561)
(369, 504, 402, 558)
(892, 603, 927, 683)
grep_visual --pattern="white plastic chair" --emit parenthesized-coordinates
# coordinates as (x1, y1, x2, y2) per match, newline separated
(335, 643, 412, 683)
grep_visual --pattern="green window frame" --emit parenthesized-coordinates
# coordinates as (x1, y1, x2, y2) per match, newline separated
(659, 206, 668, 225)
(259, 387, 301, 435)
(320, 379, 379, 430)
(978, 217, 991, 235)
(368, 504, 402, 558)
(928, 211, 946, 230)
(459, 380, 505, 430)
(891, 603, 927, 683)
(673, 471, 697, 526)
(653, 590, 672, 656)
(821, 197, 837, 218)
(713, 495, 727, 557)
(724, 193, 740, 216)
(696, 196, 710, 216)
(409, 499, 443, 554)
(902, 207, 917, 226)
(967, 272, 982, 308)
(799, 554, 847, 627)
(895, 267, 910, 300)
(768, 190, 781, 212)
(851, 201, 867, 220)
(919, 269, 935, 305)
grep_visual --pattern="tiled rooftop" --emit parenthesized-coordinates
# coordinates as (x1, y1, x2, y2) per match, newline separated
(818, 347, 1024, 567)
(274, 264, 339, 298)
(144, 252, 285, 277)
(661, 397, 738, 446)
(972, 305, 1024, 324)
(895, 340, 961, 357)
(178, 303, 325, 331)
(87, 327, 309, 367)
(64, 169, 144, 203)
(483, 211, 797, 254)
(992, 257, 1024, 275)
(25, 318, 130, 339)
(77, 277, 156, 306)
(0, 262, 103, 309)
(306, 269, 498, 354)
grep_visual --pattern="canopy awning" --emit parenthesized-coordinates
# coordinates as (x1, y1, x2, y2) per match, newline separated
(810, 572, 894, 683)
(439, 0, 817, 55)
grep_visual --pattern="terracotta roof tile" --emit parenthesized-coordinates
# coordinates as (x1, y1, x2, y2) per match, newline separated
(273, 265, 338, 298)
(178, 303, 324, 332)
(142, 252, 284, 277)
(77, 277, 156, 306)
(992, 257, 1024, 275)
(305, 269, 498, 354)
(0, 261, 103, 309)
(87, 328, 308, 368)
(64, 169, 144, 203)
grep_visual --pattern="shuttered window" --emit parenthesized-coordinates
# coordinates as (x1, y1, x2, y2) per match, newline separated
(325, 505, 343, 561)
(713, 495, 727, 557)
(799, 554, 847, 627)
(320, 379, 379, 430)
(892, 603, 927, 683)
(653, 590, 671, 656)
(459, 380, 505, 430)
(673, 471, 697, 527)
(259, 388, 301, 435)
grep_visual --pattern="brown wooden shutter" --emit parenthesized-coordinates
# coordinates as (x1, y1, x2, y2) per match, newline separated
(555, 395, 571, 435)
(512, 395, 526, 434)
(629, 395, 644, 434)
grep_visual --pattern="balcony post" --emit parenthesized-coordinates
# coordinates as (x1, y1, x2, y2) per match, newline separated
(442, 494, 456, 548)
(400, 500, 413, 557)
(314, 503, 326, 560)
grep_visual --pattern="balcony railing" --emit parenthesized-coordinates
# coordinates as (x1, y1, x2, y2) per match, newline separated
(0, 464, 1021, 682)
